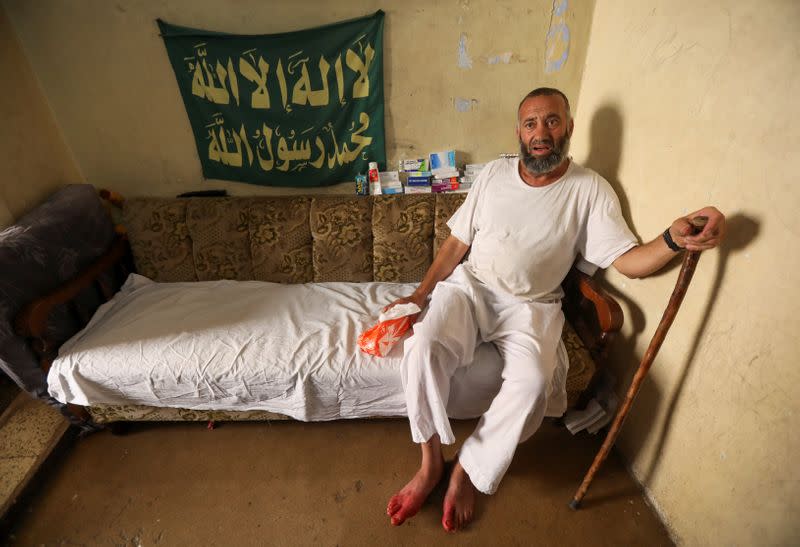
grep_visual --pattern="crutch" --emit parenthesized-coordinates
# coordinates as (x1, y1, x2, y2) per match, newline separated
(569, 216, 708, 510)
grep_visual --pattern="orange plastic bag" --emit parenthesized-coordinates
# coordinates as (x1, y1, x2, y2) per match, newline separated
(358, 303, 421, 357)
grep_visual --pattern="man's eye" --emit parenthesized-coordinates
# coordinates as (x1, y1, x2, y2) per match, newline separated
(547, 118, 559, 127)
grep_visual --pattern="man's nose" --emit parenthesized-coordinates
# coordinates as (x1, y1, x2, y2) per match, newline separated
(531, 123, 550, 140)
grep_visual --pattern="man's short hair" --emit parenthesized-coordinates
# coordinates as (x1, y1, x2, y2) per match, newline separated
(518, 88, 571, 119)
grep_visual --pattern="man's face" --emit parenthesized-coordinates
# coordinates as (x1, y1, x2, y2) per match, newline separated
(517, 94, 574, 175)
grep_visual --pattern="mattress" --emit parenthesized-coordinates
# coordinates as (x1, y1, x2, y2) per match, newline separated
(48, 274, 568, 421)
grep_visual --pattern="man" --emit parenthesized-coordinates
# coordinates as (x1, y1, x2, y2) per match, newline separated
(384, 88, 725, 532)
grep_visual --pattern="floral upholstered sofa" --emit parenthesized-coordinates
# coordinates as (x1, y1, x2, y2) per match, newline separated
(15, 191, 623, 427)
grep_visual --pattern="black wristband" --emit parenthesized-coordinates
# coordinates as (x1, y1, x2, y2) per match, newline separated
(662, 227, 683, 252)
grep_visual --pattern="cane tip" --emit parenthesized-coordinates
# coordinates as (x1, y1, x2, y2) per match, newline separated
(569, 499, 580, 511)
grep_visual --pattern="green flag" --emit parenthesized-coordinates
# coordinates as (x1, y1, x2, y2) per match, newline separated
(158, 12, 386, 187)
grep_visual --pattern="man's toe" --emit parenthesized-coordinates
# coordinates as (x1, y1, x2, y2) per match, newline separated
(442, 507, 456, 532)
(392, 505, 417, 526)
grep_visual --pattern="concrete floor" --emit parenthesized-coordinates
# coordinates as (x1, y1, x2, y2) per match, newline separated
(0, 393, 69, 520)
(4, 418, 672, 546)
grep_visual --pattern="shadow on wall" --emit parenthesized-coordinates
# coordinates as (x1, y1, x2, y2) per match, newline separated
(582, 104, 629, 227)
(581, 103, 649, 394)
(580, 103, 761, 479)
(639, 213, 759, 483)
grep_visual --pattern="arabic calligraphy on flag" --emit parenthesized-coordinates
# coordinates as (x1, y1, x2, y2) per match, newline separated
(158, 12, 386, 187)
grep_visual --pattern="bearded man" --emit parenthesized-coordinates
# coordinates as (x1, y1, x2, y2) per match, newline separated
(384, 88, 726, 532)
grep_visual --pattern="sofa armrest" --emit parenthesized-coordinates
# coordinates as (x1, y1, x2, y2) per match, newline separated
(561, 268, 623, 365)
(15, 236, 133, 372)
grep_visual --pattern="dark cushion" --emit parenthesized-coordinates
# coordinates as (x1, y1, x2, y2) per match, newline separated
(0, 184, 114, 397)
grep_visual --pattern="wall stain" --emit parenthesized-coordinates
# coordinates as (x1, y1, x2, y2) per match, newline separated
(457, 33, 473, 69)
(454, 97, 479, 112)
(545, 0, 570, 73)
(487, 52, 513, 65)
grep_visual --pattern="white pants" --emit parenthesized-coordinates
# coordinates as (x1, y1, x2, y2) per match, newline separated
(401, 265, 564, 494)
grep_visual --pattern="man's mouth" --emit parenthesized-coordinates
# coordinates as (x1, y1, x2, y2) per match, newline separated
(529, 142, 553, 155)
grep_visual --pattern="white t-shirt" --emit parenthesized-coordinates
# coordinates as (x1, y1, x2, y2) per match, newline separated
(447, 158, 637, 301)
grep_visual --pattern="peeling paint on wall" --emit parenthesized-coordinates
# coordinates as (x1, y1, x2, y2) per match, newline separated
(457, 33, 473, 69)
(545, 0, 570, 73)
(487, 52, 513, 65)
(454, 97, 479, 112)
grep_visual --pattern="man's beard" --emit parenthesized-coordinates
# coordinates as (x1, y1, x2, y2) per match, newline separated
(519, 133, 570, 175)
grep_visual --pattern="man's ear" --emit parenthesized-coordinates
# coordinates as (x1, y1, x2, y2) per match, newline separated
(567, 118, 575, 138)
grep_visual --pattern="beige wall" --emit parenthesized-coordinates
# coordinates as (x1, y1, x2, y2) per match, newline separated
(10, 0, 796, 544)
(570, 1, 799, 544)
(0, 5, 82, 229)
(3, 0, 593, 198)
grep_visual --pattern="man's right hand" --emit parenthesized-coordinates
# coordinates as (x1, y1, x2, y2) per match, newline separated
(381, 235, 469, 314)
(383, 292, 428, 314)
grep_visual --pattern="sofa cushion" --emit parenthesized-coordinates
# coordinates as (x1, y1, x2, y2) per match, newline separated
(247, 197, 313, 283)
(123, 198, 196, 282)
(187, 199, 253, 281)
(434, 193, 467, 256)
(372, 195, 435, 282)
(310, 196, 373, 282)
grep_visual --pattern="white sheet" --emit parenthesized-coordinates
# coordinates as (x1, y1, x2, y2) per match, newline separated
(48, 274, 568, 421)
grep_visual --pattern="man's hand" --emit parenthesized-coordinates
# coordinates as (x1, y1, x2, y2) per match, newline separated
(381, 235, 470, 314)
(614, 205, 727, 278)
(382, 292, 428, 314)
(668, 206, 726, 251)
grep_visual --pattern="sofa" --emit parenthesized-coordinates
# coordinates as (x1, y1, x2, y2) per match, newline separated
(14, 189, 623, 428)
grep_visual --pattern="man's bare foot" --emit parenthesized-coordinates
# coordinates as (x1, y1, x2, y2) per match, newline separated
(386, 459, 444, 526)
(442, 461, 477, 532)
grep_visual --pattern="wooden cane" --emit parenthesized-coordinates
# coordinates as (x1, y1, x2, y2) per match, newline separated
(569, 216, 708, 510)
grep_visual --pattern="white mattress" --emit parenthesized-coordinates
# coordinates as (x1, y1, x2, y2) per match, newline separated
(48, 274, 568, 421)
